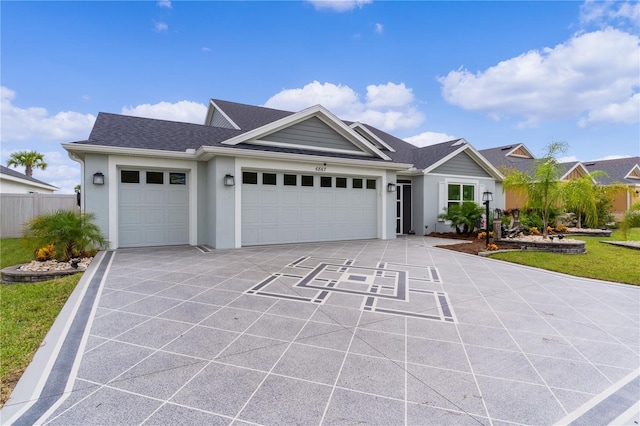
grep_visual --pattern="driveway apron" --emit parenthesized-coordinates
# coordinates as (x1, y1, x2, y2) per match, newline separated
(2, 237, 638, 425)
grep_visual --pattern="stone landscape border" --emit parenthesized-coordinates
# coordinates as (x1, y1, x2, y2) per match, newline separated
(0, 265, 82, 284)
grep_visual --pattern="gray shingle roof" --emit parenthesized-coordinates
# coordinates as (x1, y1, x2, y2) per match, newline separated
(71, 100, 497, 172)
(583, 157, 640, 185)
(0, 165, 57, 188)
(479, 144, 536, 174)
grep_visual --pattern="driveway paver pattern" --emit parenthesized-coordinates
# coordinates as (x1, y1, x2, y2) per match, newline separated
(2, 237, 638, 425)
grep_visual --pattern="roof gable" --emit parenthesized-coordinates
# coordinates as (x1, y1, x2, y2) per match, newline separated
(221, 104, 391, 160)
(0, 165, 58, 190)
(626, 164, 640, 180)
(421, 139, 503, 180)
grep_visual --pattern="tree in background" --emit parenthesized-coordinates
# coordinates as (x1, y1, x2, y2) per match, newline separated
(502, 142, 567, 238)
(562, 171, 605, 229)
(6, 150, 47, 177)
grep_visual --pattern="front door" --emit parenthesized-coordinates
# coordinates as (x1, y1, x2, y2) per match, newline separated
(396, 180, 412, 234)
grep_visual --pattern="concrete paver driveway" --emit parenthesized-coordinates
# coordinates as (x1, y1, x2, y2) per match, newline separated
(2, 237, 639, 425)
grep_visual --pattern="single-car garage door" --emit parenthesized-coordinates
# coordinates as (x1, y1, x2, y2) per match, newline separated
(242, 171, 378, 246)
(118, 169, 189, 247)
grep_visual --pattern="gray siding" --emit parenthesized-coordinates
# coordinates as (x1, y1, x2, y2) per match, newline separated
(262, 117, 361, 152)
(432, 152, 492, 177)
(84, 154, 110, 245)
(210, 156, 236, 249)
(211, 109, 235, 129)
(385, 171, 397, 240)
(411, 176, 426, 235)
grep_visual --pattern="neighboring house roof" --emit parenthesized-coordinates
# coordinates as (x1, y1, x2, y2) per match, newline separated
(479, 143, 536, 174)
(583, 157, 640, 185)
(480, 143, 591, 182)
(0, 165, 58, 192)
(66, 99, 501, 179)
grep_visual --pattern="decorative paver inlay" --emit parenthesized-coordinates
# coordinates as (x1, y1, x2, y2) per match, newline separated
(246, 256, 455, 323)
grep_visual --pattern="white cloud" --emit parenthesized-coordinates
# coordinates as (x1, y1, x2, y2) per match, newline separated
(578, 92, 640, 127)
(557, 155, 580, 163)
(154, 21, 168, 32)
(157, 0, 172, 9)
(374, 23, 383, 34)
(0, 86, 95, 143)
(594, 154, 631, 161)
(121, 100, 207, 124)
(439, 28, 640, 127)
(264, 81, 424, 132)
(404, 132, 458, 148)
(202, 47, 211, 52)
(580, 0, 640, 27)
(306, 0, 372, 12)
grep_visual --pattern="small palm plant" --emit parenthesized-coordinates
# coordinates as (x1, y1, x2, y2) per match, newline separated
(23, 210, 108, 261)
(438, 202, 484, 236)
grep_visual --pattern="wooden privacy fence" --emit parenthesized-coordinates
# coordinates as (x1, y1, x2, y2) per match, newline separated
(0, 193, 78, 238)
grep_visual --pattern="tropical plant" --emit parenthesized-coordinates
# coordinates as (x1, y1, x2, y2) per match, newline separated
(438, 201, 484, 236)
(6, 150, 47, 177)
(23, 210, 108, 261)
(502, 142, 567, 238)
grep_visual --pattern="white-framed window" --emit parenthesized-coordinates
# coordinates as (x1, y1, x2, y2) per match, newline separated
(447, 183, 475, 210)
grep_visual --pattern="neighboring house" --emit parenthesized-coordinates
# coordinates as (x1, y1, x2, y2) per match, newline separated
(0, 165, 58, 194)
(583, 157, 640, 219)
(479, 143, 591, 210)
(63, 99, 503, 249)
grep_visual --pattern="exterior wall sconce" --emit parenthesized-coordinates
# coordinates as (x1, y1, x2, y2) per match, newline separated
(387, 183, 397, 192)
(223, 174, 235, 186)
(93, 172, 105, 185)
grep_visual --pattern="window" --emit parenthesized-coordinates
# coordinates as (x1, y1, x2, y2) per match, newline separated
(336, 177, 347, 188)
(353, 178, 363, 189)
(170, 173, 186, 185)
(121, 170, 140, 183)
(243, 171, 258, 184)
(301, 175, 314, 187)
(320, 176, 332, 187)
(447, 183, 475, 209)
(366, 179, 376, 189)
(284, 174, 297, 186)
(263, 173, 276, 185)
(146, 171, 164, 184)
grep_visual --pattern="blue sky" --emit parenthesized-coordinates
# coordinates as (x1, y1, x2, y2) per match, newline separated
(2, 0, 639, 194)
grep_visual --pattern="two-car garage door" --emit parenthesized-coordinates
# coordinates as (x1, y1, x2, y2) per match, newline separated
(242, 171, 378, 246)
(118, 169, 189, 248)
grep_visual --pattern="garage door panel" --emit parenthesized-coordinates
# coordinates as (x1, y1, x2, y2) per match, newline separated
(119, 169, 189, 248)
(145, 190, 166, 204)
(242, 172, 378, 246)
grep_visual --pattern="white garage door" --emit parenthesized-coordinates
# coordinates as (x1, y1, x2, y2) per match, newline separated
(118, 169, 189, 248)
(242, 171, 378, 246)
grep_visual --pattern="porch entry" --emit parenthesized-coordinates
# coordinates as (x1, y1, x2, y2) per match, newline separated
(396, 180, 412, 234)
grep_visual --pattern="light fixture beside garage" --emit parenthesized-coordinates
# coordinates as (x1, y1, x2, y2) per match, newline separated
(223, 174, 235, 186)
(387, 182, 397, 192)
(93, 172, 105, 185)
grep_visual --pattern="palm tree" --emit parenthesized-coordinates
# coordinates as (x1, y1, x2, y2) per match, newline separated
(6, 150, 47, 177)
(502, 142, 567, 238)
(562, 172, 605, 229)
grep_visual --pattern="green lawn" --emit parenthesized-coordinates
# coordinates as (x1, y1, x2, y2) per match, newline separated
(0, 238, 80, 407)
(489, 228, 640, 285)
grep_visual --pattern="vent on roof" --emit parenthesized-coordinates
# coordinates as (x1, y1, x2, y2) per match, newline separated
(501, 146, 513, 151)
(584, 162, 595, 166)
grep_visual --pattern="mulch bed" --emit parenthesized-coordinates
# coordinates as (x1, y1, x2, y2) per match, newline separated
(428, 232, 518, 255)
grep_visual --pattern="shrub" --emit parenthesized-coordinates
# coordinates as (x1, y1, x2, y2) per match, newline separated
(35, 244, 55, 261)
(23, 210, 108, 262)
(438, 202, 484, 236)
(529, 227, 540, 235)
(477, 232, 486, 240)
(487, 243, 499, 251)
(555, 224, 568, 233)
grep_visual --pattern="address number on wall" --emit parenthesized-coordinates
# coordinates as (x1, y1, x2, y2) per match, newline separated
(315, 166, 327, 172)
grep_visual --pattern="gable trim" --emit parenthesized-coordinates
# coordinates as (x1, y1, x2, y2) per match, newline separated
(220, 104, 392, 161)
(422, 140, 504, 181)
(247, 139, 372, 157)
(561, 162, 593, 182)
(349, 122, 396, 153)
(505, 143, 534, 159)
(625, 164, 640, 180)
(206, 100, 241, 130)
